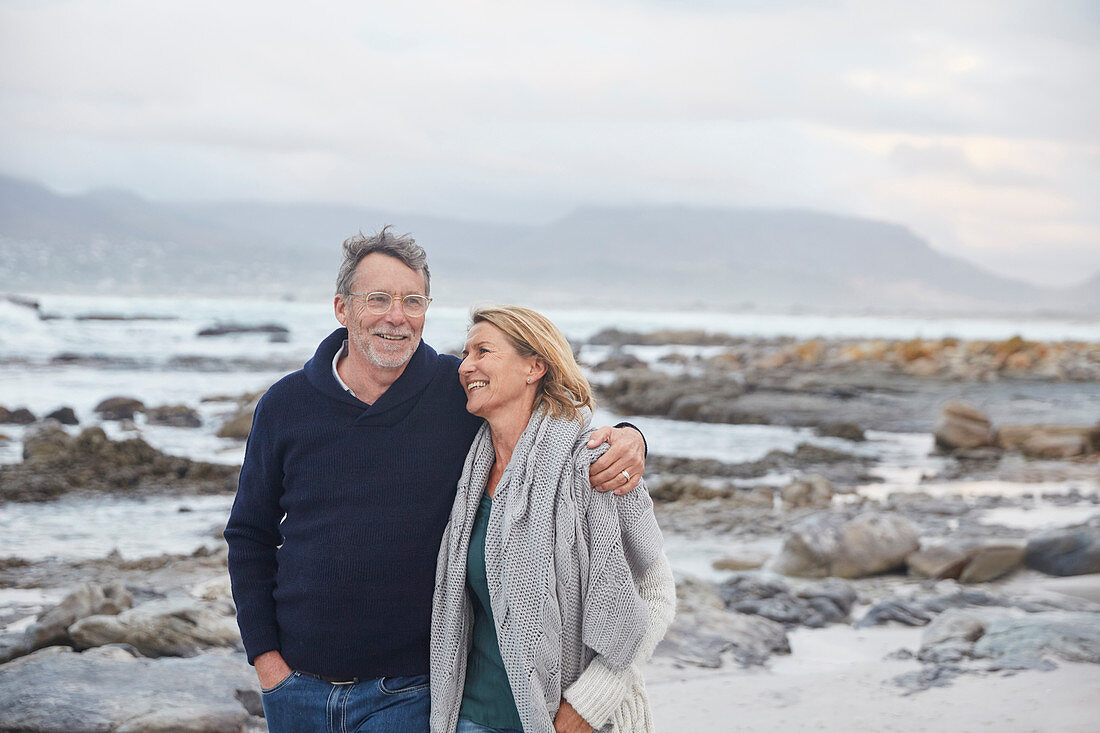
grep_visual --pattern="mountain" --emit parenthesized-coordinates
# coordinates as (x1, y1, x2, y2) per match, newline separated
(0, 174, 1093, 314)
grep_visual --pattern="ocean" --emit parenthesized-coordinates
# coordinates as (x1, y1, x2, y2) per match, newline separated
(1, 294, 1098, 566)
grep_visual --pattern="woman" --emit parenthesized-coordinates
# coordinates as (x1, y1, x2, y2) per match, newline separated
(431, 306, 676, 733)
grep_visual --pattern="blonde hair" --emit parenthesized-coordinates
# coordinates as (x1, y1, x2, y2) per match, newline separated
(469, 305, 595, 420)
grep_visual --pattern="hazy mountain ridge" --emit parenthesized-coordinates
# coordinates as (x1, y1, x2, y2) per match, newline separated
(0, 174, 1094, 314)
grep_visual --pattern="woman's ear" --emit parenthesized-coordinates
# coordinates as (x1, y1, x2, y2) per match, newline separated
(529, 357, 548, 382)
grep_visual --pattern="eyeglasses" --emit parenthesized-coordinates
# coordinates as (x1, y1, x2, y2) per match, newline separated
(347, 292, 433, 317)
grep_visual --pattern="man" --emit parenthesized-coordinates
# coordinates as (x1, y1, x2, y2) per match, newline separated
(225, 227, 647, 732)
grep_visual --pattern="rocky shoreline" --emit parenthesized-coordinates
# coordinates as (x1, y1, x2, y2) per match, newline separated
(1, 328, 1099, 731)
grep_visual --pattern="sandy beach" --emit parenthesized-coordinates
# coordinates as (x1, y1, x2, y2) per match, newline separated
(648, 651, 1100, 732)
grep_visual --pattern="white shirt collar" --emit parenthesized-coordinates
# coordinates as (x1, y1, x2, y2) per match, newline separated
(332, 339, 357, 398)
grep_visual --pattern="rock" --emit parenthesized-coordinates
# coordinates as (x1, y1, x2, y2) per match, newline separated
(906, 539, 1025, 584)
(857, 585, 1099, 628)
(0, 646, 260, 732)
(146, 404, 203, 428)
(598, 370, 747, 421)
(1026, 526, 1100, 576)
(907, 545, 969, 580)
(718, 575, 855, 628)
(917, 608, 996, 664)
(648, 476, 730, 503)
(3, 294, 40, 312)
(191, 575, 234, 603)
(892, 664, 964, 694)
(712, 552, 770, 571)
(656, 606, 790, 669)
(973, 612, 1100, 664)
(771, 511, 919, 579)
(996, 424, 1037, 451)
(657, 573, 790, 668)
(997, 424, 1096, 457)
(858, 599, 935, 628)
(1021, 429, 1092, 459)
(44, 406, 79, 425)
(789, 443, 862, 465)
(0, 406, 36, 424)
(934, 401, 994, 452)
(17, 581, 132, 656)
(217, 397, 259, 440)
(780, 474, 833, 510)
(69, 598, 241, 657)
(814, 421, 866, 441)
(958, 541, 1026, 584)
(93, 396, 146, 421)
(197, 323, 289, 338)
(0, 425, 238, 501)
(593, 350, 647, 371)
(675, 573, 727, 614)
(588, 328, 738, 347)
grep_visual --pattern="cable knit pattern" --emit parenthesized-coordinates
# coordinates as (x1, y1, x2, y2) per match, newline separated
(431, 408, 673, 733)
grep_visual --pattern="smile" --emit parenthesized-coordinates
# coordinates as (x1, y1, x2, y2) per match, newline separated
(467, 381, 487, 391)
(375, 333, 408, 341)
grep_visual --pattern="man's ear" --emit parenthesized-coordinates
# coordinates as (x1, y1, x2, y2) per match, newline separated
(334, 295, 349, 327)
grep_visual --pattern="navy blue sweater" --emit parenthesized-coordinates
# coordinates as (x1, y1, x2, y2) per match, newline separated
(225, 328, 482, 679)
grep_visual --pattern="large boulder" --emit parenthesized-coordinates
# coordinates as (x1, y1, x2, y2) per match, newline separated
(958, 541, 1027, 583)
(93, 396, 145, 421)
(20, 581, 132, 653)
(771, 511, 920, 578)
(1026, 526, 1100, 576)
(68, 599, 241, 657)
(0, 646, 260, 732)
(909, 541, 1026, 583)
(907, 545, 970, 580)
(934, 401, 994, 452)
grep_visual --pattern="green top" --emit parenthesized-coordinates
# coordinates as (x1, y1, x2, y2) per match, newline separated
(459, 492, 524, 731)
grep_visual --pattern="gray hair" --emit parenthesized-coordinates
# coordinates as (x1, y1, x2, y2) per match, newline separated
(335, 225, 431, 297)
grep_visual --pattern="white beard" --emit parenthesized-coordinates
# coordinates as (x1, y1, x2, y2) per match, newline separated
(353, 330, 417, 369)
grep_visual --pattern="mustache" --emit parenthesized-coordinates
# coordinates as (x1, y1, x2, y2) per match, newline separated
(370, 328, 414, 338)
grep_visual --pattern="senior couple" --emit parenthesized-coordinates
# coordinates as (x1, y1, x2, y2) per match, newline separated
(225, 228, 675, 733)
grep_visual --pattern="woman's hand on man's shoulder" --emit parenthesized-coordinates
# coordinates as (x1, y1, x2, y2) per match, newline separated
(587, 425, 646, 495)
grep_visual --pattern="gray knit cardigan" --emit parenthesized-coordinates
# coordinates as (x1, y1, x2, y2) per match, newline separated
(430, 409, 666, 733)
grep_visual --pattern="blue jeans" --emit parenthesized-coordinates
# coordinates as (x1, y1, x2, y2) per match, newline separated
(261, 671, 430, 733)
(456, 719, 523, 733)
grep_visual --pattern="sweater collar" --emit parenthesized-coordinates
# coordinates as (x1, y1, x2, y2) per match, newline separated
(304, 327, 440, 417)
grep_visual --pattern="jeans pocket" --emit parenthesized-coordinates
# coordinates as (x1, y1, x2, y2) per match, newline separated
(261, 670, 300, 694)
(378, 674, 430, 695)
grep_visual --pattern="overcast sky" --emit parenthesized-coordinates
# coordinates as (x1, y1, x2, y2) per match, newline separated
(1, 0, 1097, 287)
